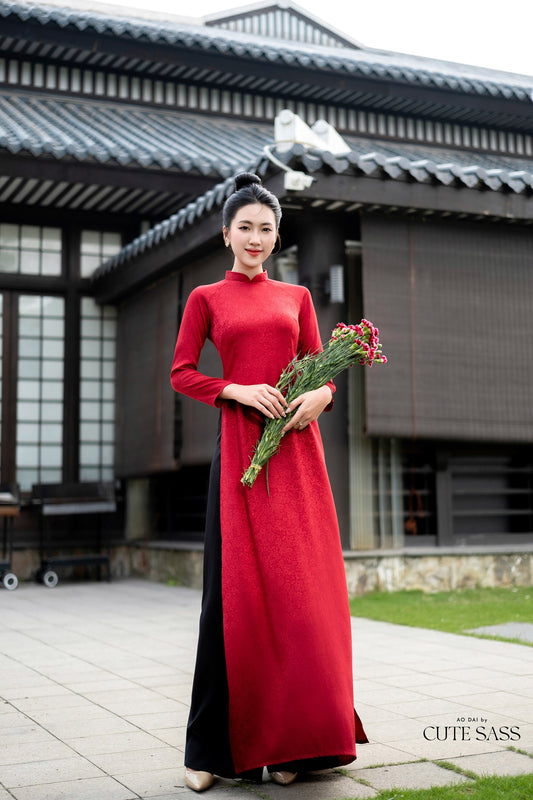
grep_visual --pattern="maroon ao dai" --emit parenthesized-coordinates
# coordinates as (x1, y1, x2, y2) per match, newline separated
(171, 270, 367, 773)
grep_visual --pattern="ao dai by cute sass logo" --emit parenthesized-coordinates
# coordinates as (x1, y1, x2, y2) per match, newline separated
(423, 717, 520, 742)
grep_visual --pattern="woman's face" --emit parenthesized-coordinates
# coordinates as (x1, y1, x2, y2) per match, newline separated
(223, 203, 277, 277)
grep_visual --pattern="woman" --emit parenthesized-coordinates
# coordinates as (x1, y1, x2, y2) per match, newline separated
(171, 173, 367, 793)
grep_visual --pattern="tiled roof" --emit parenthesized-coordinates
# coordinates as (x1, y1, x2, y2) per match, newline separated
(2, 0, 532, 103)
(0, 93, 272, 174)
(93, 174, 240, 279)
(92, 137, 533, 280)
(317, 136, 533, 193)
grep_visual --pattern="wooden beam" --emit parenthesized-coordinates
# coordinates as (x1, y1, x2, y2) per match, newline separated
(0, 155, 216, 195)
(280, 172, 533, 222)
(0, 202, 139, 230)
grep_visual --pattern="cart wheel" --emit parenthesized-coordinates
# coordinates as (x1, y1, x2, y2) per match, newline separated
(2, 572, 18, 591)
(42, 570, 59, 588)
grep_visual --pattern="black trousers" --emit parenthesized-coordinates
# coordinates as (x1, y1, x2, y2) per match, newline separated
(184, 423, 244, 778)
(185, 420, 343, 779)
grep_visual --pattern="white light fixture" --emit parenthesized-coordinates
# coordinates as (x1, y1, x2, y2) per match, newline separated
(311, 120, 351, 156)
(275, 246, 299, 284)
(283, 170, 315, 191)
(262, 144, 315, 191)
(267, 110, 352, 193)
(328, 264, 345, 303)
(274, 109, 325, 152)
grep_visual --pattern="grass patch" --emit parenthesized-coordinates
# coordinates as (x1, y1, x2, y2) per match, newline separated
(349, 586, 532, 641)
(335, 772, 533, 799)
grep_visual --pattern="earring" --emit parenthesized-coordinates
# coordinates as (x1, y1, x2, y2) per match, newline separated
(225, 240, 230, 248)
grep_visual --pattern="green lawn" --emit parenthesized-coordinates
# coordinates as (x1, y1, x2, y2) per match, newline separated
(344, 586, 533, 798)
(349, 586, 532, 642)
(350, 772, 533, 800)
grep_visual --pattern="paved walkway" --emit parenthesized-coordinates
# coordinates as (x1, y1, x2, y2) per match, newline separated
(1, 579, 532, 800)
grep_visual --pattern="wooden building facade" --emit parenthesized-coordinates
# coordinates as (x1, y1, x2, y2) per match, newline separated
(1, 0, 533, 561)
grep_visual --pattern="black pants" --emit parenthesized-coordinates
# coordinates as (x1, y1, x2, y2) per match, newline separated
(185, 424, 245, 778)
(185, 420, 343, 779)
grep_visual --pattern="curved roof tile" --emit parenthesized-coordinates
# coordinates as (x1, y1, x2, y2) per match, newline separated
(92, 137, 533, 280)
(0, 94, 273, 172)
(1, 0, 532, 102)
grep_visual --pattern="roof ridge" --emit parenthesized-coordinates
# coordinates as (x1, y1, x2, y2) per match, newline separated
(202, 0, 366, 50)
(2, 0, 532, 95)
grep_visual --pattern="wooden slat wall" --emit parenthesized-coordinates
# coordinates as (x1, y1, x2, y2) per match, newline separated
(177, 253, 228, 466)
(361, 214, 533, 443)
(115, 274, 179, 477)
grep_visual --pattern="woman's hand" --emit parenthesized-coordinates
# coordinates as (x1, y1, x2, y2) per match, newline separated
(282, 385, 332, 434)
(219, 383, 288, 419)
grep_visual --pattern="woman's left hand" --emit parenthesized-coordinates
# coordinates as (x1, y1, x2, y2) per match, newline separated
(281, 385, 332, 434)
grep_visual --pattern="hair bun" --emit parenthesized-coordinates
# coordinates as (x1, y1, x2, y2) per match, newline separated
(234, 172, 262, 192)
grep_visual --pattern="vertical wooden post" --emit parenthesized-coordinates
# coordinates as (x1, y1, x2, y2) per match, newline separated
(296, 214, 350, 546)
(62, 227, 81, 483)
(436, 451, 454, 546)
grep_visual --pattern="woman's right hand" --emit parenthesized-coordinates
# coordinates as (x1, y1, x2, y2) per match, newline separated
(219, 383, 288, 419)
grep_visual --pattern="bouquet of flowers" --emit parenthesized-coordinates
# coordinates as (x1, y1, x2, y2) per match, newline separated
(241, 319, 387, 489)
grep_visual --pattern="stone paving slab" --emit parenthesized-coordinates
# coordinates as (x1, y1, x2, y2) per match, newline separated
(1, 580, 532, 800)
(345, 740, 421, 768)
(1, 755, 105, 790)
(115, 767, 191, 797)
(356, 761, 471, 791)
(442, 749, 533, 776)
(0, 738, 76, 767)
(65, 730, 171, 757)
(467, 622, 533, 643)
(256, 772, 377, 798)
(12, 777, 137, 800)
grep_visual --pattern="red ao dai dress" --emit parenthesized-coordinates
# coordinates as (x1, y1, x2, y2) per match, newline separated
(171, 269, 367, 777)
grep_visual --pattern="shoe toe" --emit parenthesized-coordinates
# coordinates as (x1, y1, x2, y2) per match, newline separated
(270, 771, 298, 785)
(185, 768, 214, 792)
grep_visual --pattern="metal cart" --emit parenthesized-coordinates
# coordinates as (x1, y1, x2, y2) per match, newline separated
(0, 483, 21, 591)
(32, 482, 116, 588)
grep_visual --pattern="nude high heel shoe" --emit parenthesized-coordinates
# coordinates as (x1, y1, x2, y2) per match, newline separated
(185, 768, 214, 792)
(270, 771, 298, 785)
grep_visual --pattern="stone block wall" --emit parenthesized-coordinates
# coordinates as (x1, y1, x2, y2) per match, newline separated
(343, 549, 533, 595)
(9, 542, 533, 594)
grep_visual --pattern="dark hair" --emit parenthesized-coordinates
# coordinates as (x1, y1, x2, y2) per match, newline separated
(222, 172, 282, 230)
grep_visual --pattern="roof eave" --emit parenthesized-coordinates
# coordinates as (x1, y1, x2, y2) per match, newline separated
(91, 167, 533, 304)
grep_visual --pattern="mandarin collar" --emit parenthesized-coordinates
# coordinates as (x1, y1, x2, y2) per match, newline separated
(225, 270, 268, 283)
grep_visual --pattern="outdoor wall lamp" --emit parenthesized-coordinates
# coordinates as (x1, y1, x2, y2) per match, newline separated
(263, 144, 315, 190)
(275, 247, 299, 284)
(326, 264, 345, 303)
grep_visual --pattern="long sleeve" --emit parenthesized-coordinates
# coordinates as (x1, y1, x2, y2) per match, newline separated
(170, 287, 232, 407)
